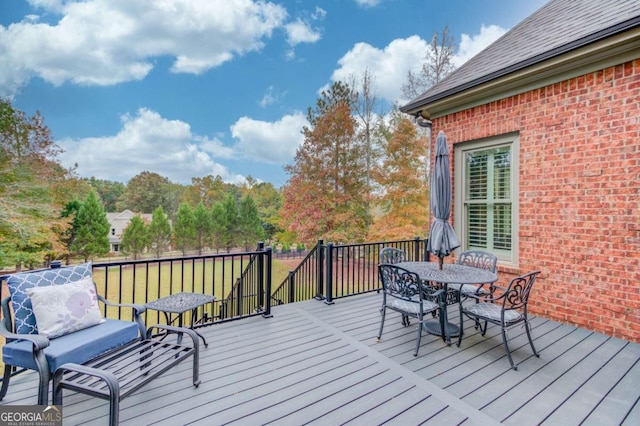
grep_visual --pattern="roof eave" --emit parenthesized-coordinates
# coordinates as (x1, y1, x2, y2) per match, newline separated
(401, 16, 640, 118)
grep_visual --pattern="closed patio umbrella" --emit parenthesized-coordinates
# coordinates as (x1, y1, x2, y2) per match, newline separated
(427, 131, 460, 269)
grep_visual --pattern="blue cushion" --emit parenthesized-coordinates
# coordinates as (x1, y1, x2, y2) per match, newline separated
(2, 319, 140, 373)
(6, 263, 93, 335)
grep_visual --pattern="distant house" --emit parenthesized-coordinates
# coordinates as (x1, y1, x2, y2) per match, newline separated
(106, 210, 154, 252)
(401, 0, 640, 342)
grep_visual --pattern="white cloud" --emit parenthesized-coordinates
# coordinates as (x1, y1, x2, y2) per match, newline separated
(453, 24, 507, 67)
(58, 108, 237, 184)
(329, 25, 507, 104)
(0, 0, 288, 96)
(231, 112, 307, 164)
(354, 0, 381, 7)
(330, 35, 429, 104)
(259, 86, 285, 108)
(284, 18, 321, 46)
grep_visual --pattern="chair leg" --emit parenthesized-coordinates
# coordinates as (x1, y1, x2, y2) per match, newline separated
(501, 327, 517, 370)
(402, 314, 410, 326)
(524, 319, 540, 358)
(414, 318, 423, 356)
(377, 307, 386, 340)
(457, 304, 464, 347)
(0, 365, 12, 401)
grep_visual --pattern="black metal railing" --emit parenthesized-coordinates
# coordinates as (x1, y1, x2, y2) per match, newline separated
(88, 246, 273, 327)
(271, 237, 429, 305)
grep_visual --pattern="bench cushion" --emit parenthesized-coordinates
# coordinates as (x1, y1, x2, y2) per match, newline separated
(2, 319, 140, 373)
(6, 263, 93, 335)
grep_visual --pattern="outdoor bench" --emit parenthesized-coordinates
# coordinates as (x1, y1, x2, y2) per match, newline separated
(53, 324, 200, 426)
(0, 262, 202, 412)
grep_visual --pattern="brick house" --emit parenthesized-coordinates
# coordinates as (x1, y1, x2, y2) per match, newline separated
(401, 0, 640, 342)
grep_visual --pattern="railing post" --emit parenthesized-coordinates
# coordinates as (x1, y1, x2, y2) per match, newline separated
(315, 239, 325, 300)
(424, 238, 431, 261)
(257, 242, 265, 313)
(413, 236, 421, 261)
(263, 246, 273, 318)
(324, 242, 334, 305)
(287, 271, 295, 304)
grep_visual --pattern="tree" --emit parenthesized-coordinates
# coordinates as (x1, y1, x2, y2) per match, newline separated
(210, 202, 226, 253)
(349, 69, 383, 228)
(193, 202, 212, 255)
(85, 177, 125, 212)
(182, 175, 228, 208)
(402, 26, 455, 100)
(72, 191, 110, 261)
(60, 198, 83, 264)
(174, 202, 195, 255)
(247, 182, 282, 242)
(221, 194, 239, 252)
(281, 81, 368, 243)
(238, 195, 265, 250)
(121, 215, 149, 260)
(118, 171, 174, 214)
(368, 116, 430, 241)
(0, 99, 71, 269)
(148, 206, 172, 258)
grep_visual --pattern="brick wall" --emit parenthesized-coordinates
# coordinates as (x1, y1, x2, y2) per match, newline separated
(434, 59, 640, 342)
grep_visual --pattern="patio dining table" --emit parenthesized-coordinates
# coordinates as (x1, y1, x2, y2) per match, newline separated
(396, 261, 498, 345)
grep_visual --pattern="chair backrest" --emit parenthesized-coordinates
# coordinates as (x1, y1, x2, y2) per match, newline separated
(501, 271, 541, 311)
(456, 250, 498, 273)
(3, 262, 93, 335)
(378, 263, 421, 300)
(380, 247, 406, 265)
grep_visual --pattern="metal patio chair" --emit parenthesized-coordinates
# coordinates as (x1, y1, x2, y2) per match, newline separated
(379, 247, 406, 265)
(377, 264, 444, 356)
(451, 250, 498, 297)
(458, 270, 541, 370)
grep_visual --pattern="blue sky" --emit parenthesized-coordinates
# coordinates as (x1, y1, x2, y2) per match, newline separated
(0, 0, 548, 188)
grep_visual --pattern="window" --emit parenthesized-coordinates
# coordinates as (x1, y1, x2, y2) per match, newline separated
(454, 134, 519, 265)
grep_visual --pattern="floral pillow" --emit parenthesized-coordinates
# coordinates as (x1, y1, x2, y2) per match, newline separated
(25, 277, 105, 339)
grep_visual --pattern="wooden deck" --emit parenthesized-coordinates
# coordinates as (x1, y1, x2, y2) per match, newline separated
(2, 292, 639, 425)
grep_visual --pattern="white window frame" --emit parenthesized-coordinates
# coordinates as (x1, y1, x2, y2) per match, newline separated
(454, 133, 519, 266)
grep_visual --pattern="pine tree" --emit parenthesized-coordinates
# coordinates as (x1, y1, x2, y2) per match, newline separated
(221, 194, 239, 252)
(121, 215, 149, 260)
(238, 195, 265, 250)
(281, 81, 368, 243)
(194, 202, 212, 255)
(174, 202, 195, 255)
(148, 206, 172, 258)
(72, 191, 110, 261)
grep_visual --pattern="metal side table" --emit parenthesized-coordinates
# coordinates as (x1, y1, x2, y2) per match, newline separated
(145, 292, 216, 347)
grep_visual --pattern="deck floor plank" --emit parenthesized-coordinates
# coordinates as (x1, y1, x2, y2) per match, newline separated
(1, 292, 638, 425)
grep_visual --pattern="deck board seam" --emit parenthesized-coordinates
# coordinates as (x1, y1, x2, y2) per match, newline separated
(292, 303, 501, 426)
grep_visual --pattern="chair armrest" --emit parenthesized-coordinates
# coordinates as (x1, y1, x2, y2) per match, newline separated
(0, 320, 50, 351)
(97, 294, 147, 337)
(97, 294, 146, 315)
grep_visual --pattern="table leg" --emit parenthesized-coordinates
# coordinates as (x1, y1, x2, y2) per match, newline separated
(422, 284, 460, 345)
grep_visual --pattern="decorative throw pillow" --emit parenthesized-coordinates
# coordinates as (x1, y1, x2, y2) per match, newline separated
(6, 262, 93, 334)
(26, 277, 105, 339)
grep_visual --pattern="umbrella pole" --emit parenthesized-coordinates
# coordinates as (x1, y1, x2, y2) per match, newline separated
(438, 256, 443, 270)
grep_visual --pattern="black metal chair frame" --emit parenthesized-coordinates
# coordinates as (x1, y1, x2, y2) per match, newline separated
(377, 263, 445, 356)
(458, 270, 541, 370)
(455, 250, 499, 297)
(380, 247, 407, 264)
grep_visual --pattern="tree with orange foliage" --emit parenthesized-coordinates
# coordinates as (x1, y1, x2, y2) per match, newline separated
(368, 115, 430, 241)
(281, 82, 368, 244)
